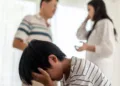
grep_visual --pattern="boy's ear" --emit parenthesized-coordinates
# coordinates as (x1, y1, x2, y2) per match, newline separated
(41, 1, 46, 8)
(48, 54, 58, 64)
(42, 1, 48, 7)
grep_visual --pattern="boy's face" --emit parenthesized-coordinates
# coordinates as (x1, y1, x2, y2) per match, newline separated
(46, 55, 64, 81)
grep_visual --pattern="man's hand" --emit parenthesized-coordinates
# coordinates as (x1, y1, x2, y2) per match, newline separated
(13, 38, 27, 51)
(32, 68, 53, 86)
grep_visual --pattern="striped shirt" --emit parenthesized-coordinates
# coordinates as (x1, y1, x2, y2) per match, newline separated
(15, 14, 52, 44)
(61, 57, 111, 86)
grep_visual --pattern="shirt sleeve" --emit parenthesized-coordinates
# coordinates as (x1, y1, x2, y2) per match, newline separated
(76, 22, 88, 40)
(95, 20, 114, 57)
(15, 15, 31, 42)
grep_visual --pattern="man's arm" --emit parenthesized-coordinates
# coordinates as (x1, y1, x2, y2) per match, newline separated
(13, 38, 27, 51)
(13, 15, 32, 51)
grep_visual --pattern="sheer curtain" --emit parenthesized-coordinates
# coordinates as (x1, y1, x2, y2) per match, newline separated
(51, 5, 91, 86)
(51, 5, 91, 58)
(0, 0, 36, 86)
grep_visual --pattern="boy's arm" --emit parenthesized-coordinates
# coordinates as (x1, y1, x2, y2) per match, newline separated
(32, 68, 54, 86)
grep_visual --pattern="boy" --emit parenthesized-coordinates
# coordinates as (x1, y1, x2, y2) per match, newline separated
(19, 40, 111, 86)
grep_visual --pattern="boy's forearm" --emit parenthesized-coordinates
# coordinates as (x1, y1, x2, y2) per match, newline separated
(45, 82, 54, 86)
(45, 84, 54, 86)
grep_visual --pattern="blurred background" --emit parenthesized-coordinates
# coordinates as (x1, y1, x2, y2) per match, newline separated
(0, 0, 120, 86)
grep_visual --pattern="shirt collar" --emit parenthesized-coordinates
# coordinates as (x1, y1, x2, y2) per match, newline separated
(36, 13, 51, 27)
(36, 13, 45, 21)
(62, 57, 76, 84)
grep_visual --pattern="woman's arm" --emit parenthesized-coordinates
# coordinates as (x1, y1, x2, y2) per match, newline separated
(76, 16, 90, 40)
(76, 43, 95, 52)
(94, 20, 114, 57)
(77, 19, 114, 57)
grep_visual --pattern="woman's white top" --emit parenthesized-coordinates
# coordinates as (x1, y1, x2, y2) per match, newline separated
(76, 19, 116, 81)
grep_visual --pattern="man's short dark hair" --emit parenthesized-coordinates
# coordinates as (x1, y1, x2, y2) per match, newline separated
(19, 40, 66, 85)
(40, 0, 59, 7)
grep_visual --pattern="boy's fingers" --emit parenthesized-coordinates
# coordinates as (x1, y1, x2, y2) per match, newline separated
(32, 72, 42, 81)
(38, 68, 48, 76)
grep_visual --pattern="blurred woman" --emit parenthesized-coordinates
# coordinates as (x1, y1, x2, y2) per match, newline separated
(76, 0, 117, 81)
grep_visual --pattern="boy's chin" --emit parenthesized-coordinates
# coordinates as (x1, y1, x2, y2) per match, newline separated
(56, 78, 62, 81)
(56, 76, 63, 81)
(52, 76, 63, 81)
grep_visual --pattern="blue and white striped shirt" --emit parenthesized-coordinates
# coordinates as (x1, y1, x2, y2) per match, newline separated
(15, 14, 52, 44)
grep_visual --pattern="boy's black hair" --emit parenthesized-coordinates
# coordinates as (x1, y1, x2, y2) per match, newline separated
(19, 40, 66, 85)
(40, 0, 59, 7)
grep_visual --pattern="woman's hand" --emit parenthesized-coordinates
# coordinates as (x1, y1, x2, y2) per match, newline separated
(32, 68, 53, 86)
(76, 43, 95, 52)
(85, 15, 91, 22)
(76, 43, 88, 52)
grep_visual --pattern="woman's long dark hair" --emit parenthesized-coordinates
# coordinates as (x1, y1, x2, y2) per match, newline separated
(87, 0, 117, 40)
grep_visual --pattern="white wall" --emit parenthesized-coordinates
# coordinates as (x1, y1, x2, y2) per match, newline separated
(105, 1, 120, 86)
(0, 0, 36, 85)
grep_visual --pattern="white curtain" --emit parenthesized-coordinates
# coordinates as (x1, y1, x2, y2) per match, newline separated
(51, 5, 91, 58)
(0, 0, 36, 86)
(51, 5, 92, 86)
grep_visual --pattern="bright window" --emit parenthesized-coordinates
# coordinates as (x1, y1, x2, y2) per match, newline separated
(52, 5, 91, 58)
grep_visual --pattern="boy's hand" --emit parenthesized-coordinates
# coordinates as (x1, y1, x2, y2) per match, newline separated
(32, 68, 53, 86)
